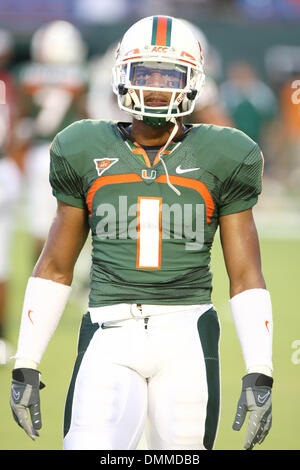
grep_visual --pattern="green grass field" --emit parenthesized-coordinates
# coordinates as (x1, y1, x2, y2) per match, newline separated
(0, 230, 299, 450)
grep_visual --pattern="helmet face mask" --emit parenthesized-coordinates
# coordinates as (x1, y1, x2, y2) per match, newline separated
(112, 16, 205, 127)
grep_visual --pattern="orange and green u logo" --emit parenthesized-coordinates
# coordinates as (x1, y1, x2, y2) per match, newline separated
(151, 16, 172, 46)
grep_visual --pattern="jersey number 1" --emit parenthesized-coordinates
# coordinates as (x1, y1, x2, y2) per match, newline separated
(136, 197, 162, 269)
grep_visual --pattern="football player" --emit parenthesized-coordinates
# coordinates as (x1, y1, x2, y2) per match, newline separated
(10, 16, 273, 450)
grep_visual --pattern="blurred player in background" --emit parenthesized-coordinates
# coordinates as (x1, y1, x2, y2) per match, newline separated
(220, 61, 277, 148)
(276, 75, 300, 188)
(0, 29, 29, 364)
(87, 41, 126, 122)
(10, 16, 274, 450)
(264, 44, 300, 188)
(16, 20, 89, 261)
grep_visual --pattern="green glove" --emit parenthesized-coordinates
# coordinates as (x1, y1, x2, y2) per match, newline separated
(10, 368, 45, 440)
(233, 373, 273, 450)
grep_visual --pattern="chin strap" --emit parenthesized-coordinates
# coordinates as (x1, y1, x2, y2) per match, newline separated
(126, 90, 181, 196)
(158, 117, 181, 196)
(126, 89, 140, 110)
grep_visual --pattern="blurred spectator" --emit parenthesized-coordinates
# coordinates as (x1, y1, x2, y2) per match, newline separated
(276, 76, 300, 189)
(220, 61, 277, 149)
(268, 80, 300, 188)
(0, 29, 22, 364)
(264, 45, 300, 189)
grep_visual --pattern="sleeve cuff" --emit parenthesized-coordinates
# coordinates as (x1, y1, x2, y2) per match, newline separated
(219, 196, 258, 217)
(52, 190, 86, 209)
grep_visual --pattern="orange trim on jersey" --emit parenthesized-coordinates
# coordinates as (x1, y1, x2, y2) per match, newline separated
(152, 144, 173, 166)
(86, 173, 214, 224)
(156, 174, 214, 224)
(132, 142, 151, 168)
(86, 173, 143, 216)
(136, 196, 162, 269)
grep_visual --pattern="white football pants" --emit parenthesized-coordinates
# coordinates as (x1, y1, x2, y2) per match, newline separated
(63, 304, 220, 450)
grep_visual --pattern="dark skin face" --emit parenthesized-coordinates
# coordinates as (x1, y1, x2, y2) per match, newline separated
(130, 70, 183, 146)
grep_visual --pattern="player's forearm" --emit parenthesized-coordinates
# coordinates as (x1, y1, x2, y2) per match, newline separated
(14, 277, 72, 368)
(32, 256, 73, 286)
(229, 269, 266, 298)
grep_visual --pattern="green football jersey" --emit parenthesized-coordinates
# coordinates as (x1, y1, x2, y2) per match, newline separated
(49, 119, 263, 307)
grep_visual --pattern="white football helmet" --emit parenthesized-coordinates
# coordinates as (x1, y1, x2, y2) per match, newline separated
(112, 15, 205, 126)
(31, 20, 87, 65)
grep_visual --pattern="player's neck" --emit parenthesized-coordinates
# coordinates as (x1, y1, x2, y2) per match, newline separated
(130, 118, 183, 147)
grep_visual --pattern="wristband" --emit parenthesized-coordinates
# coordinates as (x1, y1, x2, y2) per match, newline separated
(230, 288, 273, 373)
(14, 277, 71, 365)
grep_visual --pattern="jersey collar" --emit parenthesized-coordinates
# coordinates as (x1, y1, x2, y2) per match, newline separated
(117, 122, 192, 143)
(117, 122, 191, 168)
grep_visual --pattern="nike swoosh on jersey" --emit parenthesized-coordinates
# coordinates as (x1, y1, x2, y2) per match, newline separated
(176, 165, 200, 174)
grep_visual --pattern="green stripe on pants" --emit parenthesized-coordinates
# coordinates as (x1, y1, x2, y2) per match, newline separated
(197, 308, 220, 450)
